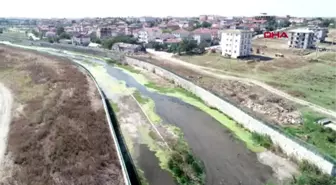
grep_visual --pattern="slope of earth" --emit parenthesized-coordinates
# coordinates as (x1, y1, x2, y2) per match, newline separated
(0, 45, 124, 185)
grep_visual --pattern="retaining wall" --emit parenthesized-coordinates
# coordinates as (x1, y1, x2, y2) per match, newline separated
(125, 57, 336, 176)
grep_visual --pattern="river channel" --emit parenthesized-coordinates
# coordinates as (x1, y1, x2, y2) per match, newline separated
(73, 53, 275, 185)
(1, 43, 276, 185)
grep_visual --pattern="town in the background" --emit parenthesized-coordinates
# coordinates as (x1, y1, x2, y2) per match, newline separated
(0, 14, 335, 57)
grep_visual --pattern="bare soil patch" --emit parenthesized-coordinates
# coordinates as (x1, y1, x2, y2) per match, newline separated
(0, 45, 124, 185)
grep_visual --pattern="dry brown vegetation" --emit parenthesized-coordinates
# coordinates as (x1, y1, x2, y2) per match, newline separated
(0, 46, 124, 185)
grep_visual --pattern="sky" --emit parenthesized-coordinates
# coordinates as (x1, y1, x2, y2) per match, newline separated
(1, 0, 335, 18)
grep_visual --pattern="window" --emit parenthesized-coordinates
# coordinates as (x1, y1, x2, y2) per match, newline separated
(235, 40, 237, 42)
(244, 45, 246, 49)
(234, 50, 236, 53)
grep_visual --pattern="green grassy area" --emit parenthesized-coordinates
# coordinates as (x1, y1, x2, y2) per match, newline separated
(133, 90, 149, 104)
(251, 132, 273, 149)
(133, 90, 162, 124)
(110, 100, 120, 113)
(283, 109, 336, 159)
(290, 160, 336, 185)
(176, 53, 336, 110)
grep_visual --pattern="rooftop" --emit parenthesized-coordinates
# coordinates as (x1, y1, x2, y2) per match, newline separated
(221, 29, 253, 33)
(289, 29, 314, 33)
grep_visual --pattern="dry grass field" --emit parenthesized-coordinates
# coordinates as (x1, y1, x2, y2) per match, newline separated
(0, 45, 124, 185)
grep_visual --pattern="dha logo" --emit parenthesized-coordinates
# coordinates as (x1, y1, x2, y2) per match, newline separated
(264, 31, 289, 39)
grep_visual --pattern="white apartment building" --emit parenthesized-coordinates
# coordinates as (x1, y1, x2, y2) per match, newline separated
(308, 26, 329, 42)
(138, 28, 162, 43)
(221, 29, 253, 58)
(288, 29, 316, 49)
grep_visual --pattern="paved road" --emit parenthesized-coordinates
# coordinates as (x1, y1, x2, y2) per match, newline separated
(147, 49, 336, 119)
(0, 83, 13, 162)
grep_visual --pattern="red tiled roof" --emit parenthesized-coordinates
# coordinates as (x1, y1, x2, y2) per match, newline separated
(173, 29, 189, 34)
(165, 38, 182, 44)
(193, 28, 219, 35)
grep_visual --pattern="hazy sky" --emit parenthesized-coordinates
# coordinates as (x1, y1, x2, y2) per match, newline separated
(1, 0, 335, 18)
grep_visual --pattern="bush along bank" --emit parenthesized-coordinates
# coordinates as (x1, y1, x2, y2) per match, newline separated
(130, 89, 205, 185)
(251, 132, 336, 185)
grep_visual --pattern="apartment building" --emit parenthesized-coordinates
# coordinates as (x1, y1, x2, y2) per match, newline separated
(221, 29, 253, 58)
(138, 27, 162, 43)
(288, 29, 316, 49)
(308, 26, 329, 42)
(96, 27, 112, 39)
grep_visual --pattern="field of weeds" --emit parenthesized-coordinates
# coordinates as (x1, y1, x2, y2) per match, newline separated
(175, 48, 336, 110)
(0, 45, 124, 185)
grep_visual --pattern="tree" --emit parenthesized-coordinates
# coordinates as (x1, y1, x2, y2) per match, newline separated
(56, 26, 65, 35)
(102, 35, 138, 49)
(321, 18, 335, 28)
(201, 21, 212, 28)
(179, 39, 198, 54)
(32, 29, 39, 37)
(0, 28, 3, 34)
(59, 32, 71, 39)
(283, 19, 291, 27)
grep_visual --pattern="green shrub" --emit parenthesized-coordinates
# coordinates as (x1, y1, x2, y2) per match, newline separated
(251, 132, 273, 149)
(299, 160, 321, 175)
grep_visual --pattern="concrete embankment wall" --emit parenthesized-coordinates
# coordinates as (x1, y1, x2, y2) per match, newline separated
(124, 57, 336, 176)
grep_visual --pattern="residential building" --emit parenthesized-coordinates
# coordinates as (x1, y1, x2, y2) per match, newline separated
(288, 29, 315, 49)
(172, 29, 191, 39)
(139, 17, 157, 23)
(289, 18, 306, 24)
(72, 33, 91, 46)
(111, 42, 143, 53)
(220, 29, 253, 58)
(192, 28, 215, 44)
(199, 15, 208, 21)
(308, 26, 329, 42)
(138, 27, 162, 43)
(96, 27, 112, 39)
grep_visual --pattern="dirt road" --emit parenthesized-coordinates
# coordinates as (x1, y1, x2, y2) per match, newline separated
(146, 49, 336, 118)
(0, 83, 13, 162)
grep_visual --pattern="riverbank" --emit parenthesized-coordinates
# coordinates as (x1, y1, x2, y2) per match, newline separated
(112, 62, 300, 185)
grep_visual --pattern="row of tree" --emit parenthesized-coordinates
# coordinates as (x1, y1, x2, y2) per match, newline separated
(101, 35, 138, 49)
(150, 39, 209, 55)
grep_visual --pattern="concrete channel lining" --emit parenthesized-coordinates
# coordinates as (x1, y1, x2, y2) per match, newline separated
(125, 56, 336, 176)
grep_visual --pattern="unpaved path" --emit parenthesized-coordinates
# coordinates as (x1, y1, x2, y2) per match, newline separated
(0, 83, 13, 162)
(146, 49, 336, 118)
